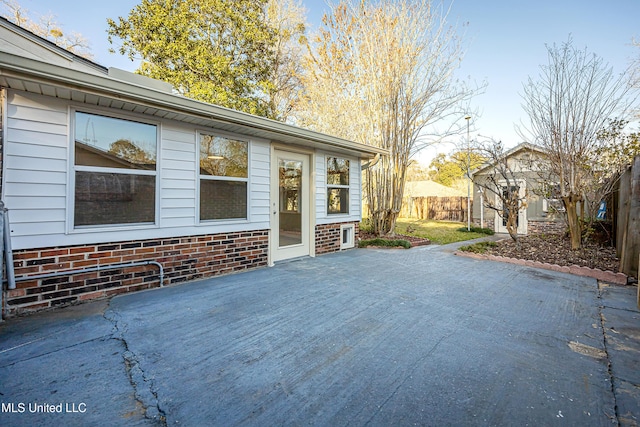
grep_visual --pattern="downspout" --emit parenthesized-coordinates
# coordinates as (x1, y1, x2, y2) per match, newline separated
(3, 202, 15, 290)
(361, 153, 381, 171)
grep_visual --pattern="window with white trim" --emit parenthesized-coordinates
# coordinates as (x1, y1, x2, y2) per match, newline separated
(327, 157, 349, 215)
(542, 183, 565, 214)
(73, 111, 157, 227)
(199, 134, 248, 220)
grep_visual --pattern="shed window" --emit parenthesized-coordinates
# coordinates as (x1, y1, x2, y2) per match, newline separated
(73, 111, 157, 227)
(327, 157, 349, 214)
(199, 134, 248, 220)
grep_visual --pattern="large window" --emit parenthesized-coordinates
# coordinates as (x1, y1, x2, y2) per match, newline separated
(74, 111, 157, 227)
(199, 134, 248, 220)
(327, 157, 349, 215)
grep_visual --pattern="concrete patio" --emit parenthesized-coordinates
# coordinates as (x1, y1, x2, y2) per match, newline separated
(1, 241, 638, 426)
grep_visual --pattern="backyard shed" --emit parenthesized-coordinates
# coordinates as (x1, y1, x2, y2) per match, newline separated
(471, 143, 565, 235)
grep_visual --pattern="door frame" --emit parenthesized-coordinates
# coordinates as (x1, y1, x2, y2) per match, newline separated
(269, 146, 315, 265)
(495, 179, 527, 235)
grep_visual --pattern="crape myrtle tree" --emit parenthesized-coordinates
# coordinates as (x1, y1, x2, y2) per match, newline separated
(298, 0, 479, 236)
(107, 0, 306, 119)
(520, 37, 637, 249)
(264, 0, 307, 121)
(473, 139, 530, 244)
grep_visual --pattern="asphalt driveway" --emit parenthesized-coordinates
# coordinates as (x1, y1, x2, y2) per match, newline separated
(1, 241, 638, 426)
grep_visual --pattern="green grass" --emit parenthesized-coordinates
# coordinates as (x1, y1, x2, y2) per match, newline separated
(394, 218, 488, 245)
(458, 241, 498, 253)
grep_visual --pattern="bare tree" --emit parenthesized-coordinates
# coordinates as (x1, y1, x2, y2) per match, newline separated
(1, 0, 92, 58)
(473, 140, 530, 243)
(265, 0, 307, 122)
(299, 0, 480, 236)
(519, 37, 637, 249)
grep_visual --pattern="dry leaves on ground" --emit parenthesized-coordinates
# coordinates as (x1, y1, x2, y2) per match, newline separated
(485, 234, 620, 273)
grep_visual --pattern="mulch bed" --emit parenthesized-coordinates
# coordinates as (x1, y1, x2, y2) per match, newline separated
(361, 231, 623, 277)
(484, 234, 620, 273)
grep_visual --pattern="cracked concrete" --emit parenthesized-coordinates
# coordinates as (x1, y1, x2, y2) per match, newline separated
(1, 242, 638, 426)
(105, 305, 166, 425)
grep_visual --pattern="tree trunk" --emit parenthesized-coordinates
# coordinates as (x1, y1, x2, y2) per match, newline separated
(563, 194, 582, 250)
(506, 213, 519, 244)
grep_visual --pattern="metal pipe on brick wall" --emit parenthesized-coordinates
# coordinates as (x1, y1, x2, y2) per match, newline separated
(14, 261, 164, 288)
(1, 203, 16, 290)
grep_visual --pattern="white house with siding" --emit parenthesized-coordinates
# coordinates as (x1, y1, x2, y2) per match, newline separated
(0, 17, 385, 317)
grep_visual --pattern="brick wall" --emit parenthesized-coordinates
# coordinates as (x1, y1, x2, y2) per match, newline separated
(473, 218, 495, 231)
(315, 221, 359, 255)
(5, 230, 268, 317)
(527, 220, 566, 235)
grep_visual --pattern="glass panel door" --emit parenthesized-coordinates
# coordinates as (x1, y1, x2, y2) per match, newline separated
(279, 159, 302, 247)
(271, 150, 310, 263)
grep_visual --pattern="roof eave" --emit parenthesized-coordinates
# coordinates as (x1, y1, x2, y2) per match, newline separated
(0, 52, 387, 159)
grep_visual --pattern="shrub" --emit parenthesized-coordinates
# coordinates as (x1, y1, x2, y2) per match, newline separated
(358, 238, 411, 249)
(458, 241, 497, 253)
(359, 218, 375, 234)
(457, 226, 495, 235)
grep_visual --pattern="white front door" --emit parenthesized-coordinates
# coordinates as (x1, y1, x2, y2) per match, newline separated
(271, 150, 311, 263)
(495, 180, 527, 234)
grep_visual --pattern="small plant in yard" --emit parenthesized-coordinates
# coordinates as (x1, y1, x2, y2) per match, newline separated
(457, 226, 495, 235)
(458, 241, 497, 254)
(358, 238, 411, 249)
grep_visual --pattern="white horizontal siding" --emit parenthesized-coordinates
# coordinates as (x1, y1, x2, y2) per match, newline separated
(4, 91, 275, 250)
(315, 153, 327, 221)
(10, 208, 66, 224)
(5, 169, 66, 184)
(349, 160, 362, 217)
(4, 92, 68, 240)
(249, 141, 270, 225)
(160, 124, 197, 228)
(6, 137, 67, 158)
(5, 182, 66, 197)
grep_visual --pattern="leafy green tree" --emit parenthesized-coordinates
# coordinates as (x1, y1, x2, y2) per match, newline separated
(428, 151, 485, 187)
(107, 0, 276, 116)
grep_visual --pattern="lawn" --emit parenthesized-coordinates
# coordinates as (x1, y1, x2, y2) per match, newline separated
(393, 218, 488, 245)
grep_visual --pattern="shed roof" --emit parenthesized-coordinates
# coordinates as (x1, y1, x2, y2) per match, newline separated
(0, 17, 386, 160)
(471, 142, 547, 176)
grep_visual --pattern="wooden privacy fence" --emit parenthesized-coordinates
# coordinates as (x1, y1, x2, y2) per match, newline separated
(616, 155, 640, 280)
(401, 196, 469, 222)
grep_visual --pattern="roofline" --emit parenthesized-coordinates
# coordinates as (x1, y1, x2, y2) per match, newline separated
(0, 51, 387, 159)
(0, 17, 107, 74)
(471, 142, 546, 176)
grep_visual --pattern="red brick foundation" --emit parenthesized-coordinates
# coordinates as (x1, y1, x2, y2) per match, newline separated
(315, 221, 359, 255)
(4, 230, 269, 317)
(527, 220, 566, 235)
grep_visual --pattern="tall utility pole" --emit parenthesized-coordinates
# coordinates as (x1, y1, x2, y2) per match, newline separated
(465, 115, 471, 231)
